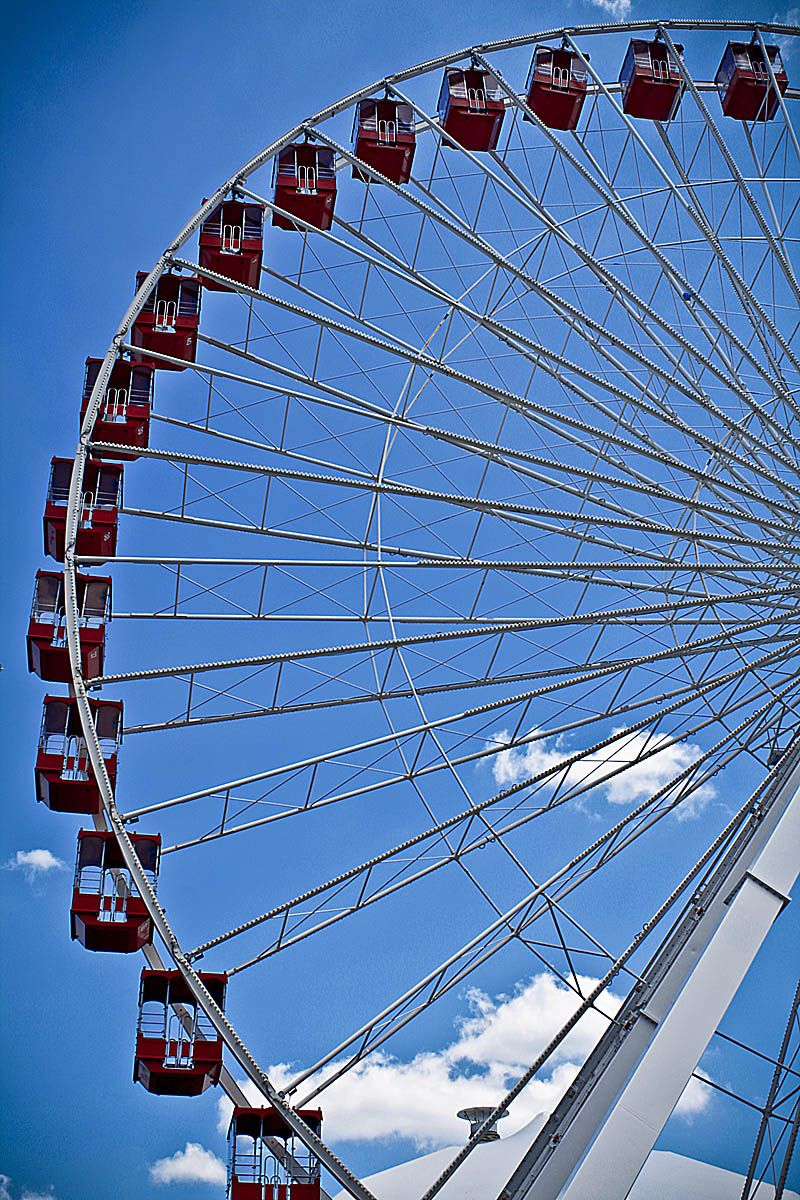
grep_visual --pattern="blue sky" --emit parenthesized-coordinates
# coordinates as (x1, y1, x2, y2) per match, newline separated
(3, 1, 800, 1198)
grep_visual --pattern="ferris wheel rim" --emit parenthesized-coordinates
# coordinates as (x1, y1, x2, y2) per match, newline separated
(59, 17, 800, 1199)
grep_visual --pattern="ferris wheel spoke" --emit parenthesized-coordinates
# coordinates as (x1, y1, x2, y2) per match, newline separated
(93, 582, 800, 688)
(563, 30, 800, 382)
(118, 343, 800, 532)
(660, 24, 800, 303)
(122, 627, 798, 736)
(194, 243, 800, 489)
(103, 441, 795, 559)
(137, 404, 800, 546)
(310, 119, 800, 440)
(396, 76, 786, 424)
(181, 653, 800, 977)
(284, 672, 791, 1107)
(117, 612, 800, 835)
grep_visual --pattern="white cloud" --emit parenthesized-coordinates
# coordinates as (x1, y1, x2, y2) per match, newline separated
(219, 973, 623, 1149)
(21, 1192, 56, 1200)
(674, 1069, 714, 1121)
(773, 10, 800, 56)
(583, 0, 632, 18)
(0, 1177, 11, 1200)
(4, 849, 66, 882)
(149, 1144, 226, 1186)
(490, 727, 715, 819)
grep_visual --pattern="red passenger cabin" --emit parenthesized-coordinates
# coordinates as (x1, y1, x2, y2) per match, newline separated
(715, 41, 788, 121)
(228, 1106, 323, 1200)
(199, 200, 265, 290)
(134, 970, 227, 1095)
(352, 99, 416, 184)
(272, 144, 337, 231)
(525, 47, 588, 130)
(131, 272, 202, 368)
(438, 66, 505, 151)
(81, 357, 153, 458)
(71, 830, 159, 953)
(43, 457, 123, 562)
(35, 696, 122, 814)
(27, 570, 110, 682)
(619, 38, 684, 121)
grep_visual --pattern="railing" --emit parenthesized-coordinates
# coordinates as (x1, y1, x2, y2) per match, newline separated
(77, 861, 156, 895)
(377, 118, 397, 143)
(102, 387, 128, 421)
(48, 481, 70, 505)
(62, 735, 90, 781)
(652, 56, 671, 81)
(232, 1143, 321, 1185)
(155, 299, 177, 330)
(98, 870, 130, 923)
(297, 165, 317, 193)
(359, 113, 414, 135)
(553, 65, 570, 89)
(222, 223, 243, 252)
(448, 77, 502, 103)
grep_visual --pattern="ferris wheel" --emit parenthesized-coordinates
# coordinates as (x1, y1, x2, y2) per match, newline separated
(29, 16, 800, 1199)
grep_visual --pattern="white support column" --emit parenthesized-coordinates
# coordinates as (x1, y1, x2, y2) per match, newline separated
(559, 787, 800, 1200)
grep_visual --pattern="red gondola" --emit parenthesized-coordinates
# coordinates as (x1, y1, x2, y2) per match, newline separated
(71, 830, 160, 953)
(35, 696, 122, 814)
(26, 570, 110, 682)
(272, 144, 337, 231)
(228, 1107, 323, 1200)
(438, 66, 505, 151)
(352, 99, 416, 184)
(619, 38, 684, 121)
(130, 272, 202, 368)
(715, 41, 788, 121)
(43, 457, 122, 563)
(199, 200, 265, 291)
(525, 47, 588, 131)
(134, 970, 227, 1095)
(80, 357, 153, 458)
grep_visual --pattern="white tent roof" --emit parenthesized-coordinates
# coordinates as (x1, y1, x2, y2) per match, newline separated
(333, 1115, 799, 1200)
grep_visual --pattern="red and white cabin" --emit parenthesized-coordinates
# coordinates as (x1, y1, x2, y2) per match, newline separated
(437, 66, 505, 151)
(81, 357, 153, 458)
(619, 38, 684, 121)
(71, 830, 159, 953)
(131, 272, 202, 368)
(199, 200, 265, 291)
(525, 47, 588, 131)
(272, 144, 337, 231)
(27, 570, 110, 682)
(228, 1106, 323, 1200)
(35, 695, 122, 814)
(352, 99, 416, 184)
(43, 457, 123, 563)
(716, 41, 788, 121)
(134, 970, 227, 1096)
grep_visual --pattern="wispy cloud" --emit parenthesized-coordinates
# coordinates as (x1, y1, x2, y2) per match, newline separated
(583, 0, 632, 18)
(149, 1143, 226, 1186)
(3, 849, 66, 883)
(772, 9, 800, 56)
(218, 973, 623, 1149)
(490, 727, 715, 820)
(674, 1069, 714, 1121)
(0, 1177, 11, 1200)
